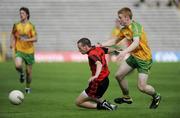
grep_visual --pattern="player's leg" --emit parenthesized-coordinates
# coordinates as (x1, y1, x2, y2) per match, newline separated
(25, 64, 32, 93)
(137, 58, 161, 109)
(75, 91, 116, 110)
(138, 73, 161, 109)
(76, 78, 116, 110)
(75, 91, 98, 109)
(24, 53, 34, 93)
(15, 53, 25, 83)
(115, 60, 133, 95)
(96, 77, 117, 110)
(114, 59, 134, 104)
(138, 73, 155, 95)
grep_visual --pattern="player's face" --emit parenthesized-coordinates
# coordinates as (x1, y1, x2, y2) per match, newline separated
(20, 10, 28, 21)
(77, 43, 87, 54)
(118, 14, 127, 26)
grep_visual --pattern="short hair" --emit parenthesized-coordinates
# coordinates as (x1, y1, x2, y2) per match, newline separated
(20, 7, 30, 20)
(118, 7, 133, 19)
(77, 38, 91, 47)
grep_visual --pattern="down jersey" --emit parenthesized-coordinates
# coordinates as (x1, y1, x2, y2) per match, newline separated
(87, 46, 110, 81)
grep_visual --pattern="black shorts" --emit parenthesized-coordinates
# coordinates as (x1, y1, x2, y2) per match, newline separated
(85, 77, 109, 99)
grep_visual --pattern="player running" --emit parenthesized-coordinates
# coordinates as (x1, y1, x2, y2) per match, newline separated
(10, 7, 37, 94)
(99, 7, 161, 109)
(75, 38, 117, 110)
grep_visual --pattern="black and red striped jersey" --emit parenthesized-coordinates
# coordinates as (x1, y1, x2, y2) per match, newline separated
(87, 46, 109, 81)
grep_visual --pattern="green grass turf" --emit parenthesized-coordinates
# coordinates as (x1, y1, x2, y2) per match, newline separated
(0, 62, 180, 118)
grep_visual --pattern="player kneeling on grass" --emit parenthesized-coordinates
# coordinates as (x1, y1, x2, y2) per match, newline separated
(75, 38, 117, 110)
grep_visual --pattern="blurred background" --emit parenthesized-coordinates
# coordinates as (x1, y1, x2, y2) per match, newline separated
(0, 0, 180, 62)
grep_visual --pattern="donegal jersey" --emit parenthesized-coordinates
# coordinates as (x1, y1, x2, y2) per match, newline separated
(117, 21, 152, 61)
(87, 47, 110, 81)
(112, 27, 131, 50)
(12, 21, 37, 54)
(112, 27, 121, 38)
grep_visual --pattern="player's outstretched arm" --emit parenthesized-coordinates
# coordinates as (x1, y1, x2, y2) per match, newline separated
(98, 38, 117, 47)
(106, 47, 122, 54)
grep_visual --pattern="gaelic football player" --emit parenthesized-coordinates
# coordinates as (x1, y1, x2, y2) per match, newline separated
(76, 38, 117, 110)
(99, 7, 161, 109)
(10, 7, 37, 94)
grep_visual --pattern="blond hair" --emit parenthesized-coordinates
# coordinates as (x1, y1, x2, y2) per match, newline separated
(118, 7, 133, 19)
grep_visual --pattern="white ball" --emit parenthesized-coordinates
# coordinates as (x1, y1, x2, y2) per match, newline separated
(9, 90, 24, 105)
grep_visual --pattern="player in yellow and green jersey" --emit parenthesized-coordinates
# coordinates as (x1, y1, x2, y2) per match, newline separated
(99, 7, 161, 109)
(10, 7, 37, 94)
(110, 19, 131, 61)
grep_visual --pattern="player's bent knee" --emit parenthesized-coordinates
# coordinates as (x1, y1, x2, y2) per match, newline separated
(75, 99, 82, 107)
(137, 84, 146, 92)
(15, 61, 22, 68)
(115, 73, 124, 81)
(75, 101, 79, 107)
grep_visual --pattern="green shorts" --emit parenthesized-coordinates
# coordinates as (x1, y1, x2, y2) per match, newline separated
(16, 51, 35, 65)
(126, 55, 152, 74)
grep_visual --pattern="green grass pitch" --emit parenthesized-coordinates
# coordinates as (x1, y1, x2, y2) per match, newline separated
(0, 62, 180, 118)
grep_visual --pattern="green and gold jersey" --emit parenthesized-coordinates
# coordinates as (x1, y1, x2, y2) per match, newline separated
(111, 27, 121, 38)
(12, 21, 37, 54)
(116, 21, 152, 61)
(111, 27, 123, 49)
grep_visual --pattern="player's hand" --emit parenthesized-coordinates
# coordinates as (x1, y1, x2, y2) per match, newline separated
(88, 76, 97, 83)
(20, 35, 29, 41)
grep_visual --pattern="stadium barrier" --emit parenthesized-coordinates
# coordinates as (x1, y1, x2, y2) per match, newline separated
(153, 51, 180, 62)
(35, 51, 88, 63)
(35, 51, 180, 63)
